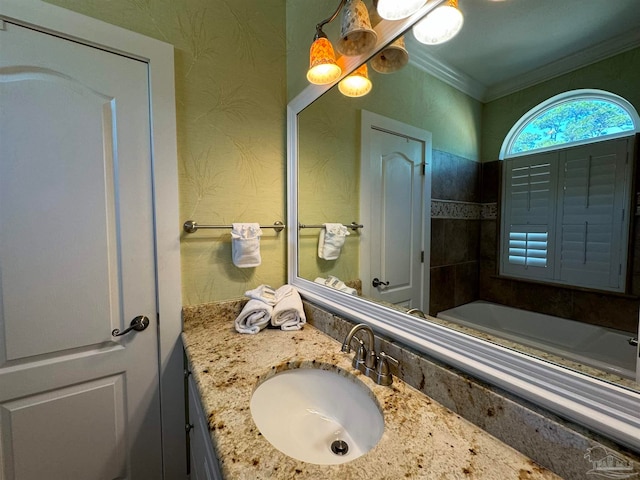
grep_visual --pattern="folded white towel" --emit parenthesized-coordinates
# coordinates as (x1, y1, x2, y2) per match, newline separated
(314, 276, 358, 295)
(235, 299, 273, 334)
(318, 223, 350, 260)
(231, 223, 263, 268)
(271, 285, 306, 331)
(245, 284, 294, 306)
(245, 284, 277, 305)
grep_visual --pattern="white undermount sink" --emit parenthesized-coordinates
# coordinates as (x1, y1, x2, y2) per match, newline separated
(250, 367, 384, 465)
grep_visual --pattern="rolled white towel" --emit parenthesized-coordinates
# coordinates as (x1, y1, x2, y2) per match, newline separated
(231, 223, 262, 268)
(245, 284, 277, 305)
(271, 286, 306, 331)
(314, 276, 357, 295)
(245, 284, 294, 305)
(235, 299, 273, 334)
(318, 223, 350, 260)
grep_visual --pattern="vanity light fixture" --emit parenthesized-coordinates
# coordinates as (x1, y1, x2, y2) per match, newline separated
(412, 0, 464, 45)
(338, 0, 377, 56)
(338, 63, 373, 97)
(376, 0, 426, 21)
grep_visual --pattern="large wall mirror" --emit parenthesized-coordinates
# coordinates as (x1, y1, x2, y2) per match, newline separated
(287, 0, 640, 451)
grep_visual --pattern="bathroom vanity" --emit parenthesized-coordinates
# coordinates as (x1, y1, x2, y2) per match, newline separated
(182, 302, 561, 479)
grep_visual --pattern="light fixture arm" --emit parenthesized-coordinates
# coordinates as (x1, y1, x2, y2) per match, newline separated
(314, 0, 348, 40)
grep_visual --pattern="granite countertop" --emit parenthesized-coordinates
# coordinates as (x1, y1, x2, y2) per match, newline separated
(182, 306, 560, 479)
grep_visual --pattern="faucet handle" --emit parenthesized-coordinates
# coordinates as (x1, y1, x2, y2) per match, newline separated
(375, 352, 398, 386)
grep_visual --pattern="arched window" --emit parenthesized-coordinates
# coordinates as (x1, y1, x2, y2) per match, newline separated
(498, 90, 639, 292)
(500, 89, 639, 159)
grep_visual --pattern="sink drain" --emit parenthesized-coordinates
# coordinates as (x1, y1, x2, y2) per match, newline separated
(330, 439, 349, 456)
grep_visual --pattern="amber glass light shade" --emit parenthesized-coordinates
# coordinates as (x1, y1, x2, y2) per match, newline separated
(412, 0, 464, 45)
(338, 64, 372, 97)
(307, 37, 342, 85)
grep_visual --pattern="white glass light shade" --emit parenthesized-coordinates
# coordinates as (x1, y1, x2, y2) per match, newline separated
(376, 0, 426, 21)
(412, 0, 464, 45)
(371, 36, 409, 74)
(307, 37, 342, 85)
(338, 0, 377, 56)
(338, 64, 372, 97)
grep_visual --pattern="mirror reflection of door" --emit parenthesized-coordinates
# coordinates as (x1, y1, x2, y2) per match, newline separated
(360, 111, 431, 309)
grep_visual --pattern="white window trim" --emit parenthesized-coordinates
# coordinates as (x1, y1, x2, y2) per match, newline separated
(499, 89, 640, 160)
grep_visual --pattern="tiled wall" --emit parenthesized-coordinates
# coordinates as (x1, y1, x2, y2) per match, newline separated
(479, 160, 640, 334)
(429, 150, 481, 316)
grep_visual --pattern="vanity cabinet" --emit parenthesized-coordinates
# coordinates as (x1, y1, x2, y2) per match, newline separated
(187, 376, 223, 480)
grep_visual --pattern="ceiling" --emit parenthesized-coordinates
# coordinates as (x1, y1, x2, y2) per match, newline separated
(404, 0, 640, 102)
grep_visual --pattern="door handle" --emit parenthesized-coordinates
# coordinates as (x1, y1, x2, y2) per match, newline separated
(112, 315, 150, 337)
(372, 278, 390, 288)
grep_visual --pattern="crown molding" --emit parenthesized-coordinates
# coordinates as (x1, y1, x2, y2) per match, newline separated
(485, 28, 640, 102)
(408, 48, 487, 101)
(408, 28, 640, 104)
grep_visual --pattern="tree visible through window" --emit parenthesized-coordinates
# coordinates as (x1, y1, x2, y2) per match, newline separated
(504, 90, 638, 157)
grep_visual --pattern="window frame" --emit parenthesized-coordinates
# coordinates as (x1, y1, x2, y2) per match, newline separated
(500, 89, 640, 160)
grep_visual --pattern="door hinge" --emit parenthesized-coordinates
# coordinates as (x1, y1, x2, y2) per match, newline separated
(421, 251, 425, 263)
(421, 163, 426, 176)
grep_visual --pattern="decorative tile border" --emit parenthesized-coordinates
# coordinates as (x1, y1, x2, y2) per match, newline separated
(430, 200, 498, 220)
(481, 202, 498, 220)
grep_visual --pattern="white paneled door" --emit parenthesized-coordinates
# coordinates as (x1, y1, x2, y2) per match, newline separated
(367, 129, 423, 307)
(0, 21, 162, 479)
(360, 112, 431, 310)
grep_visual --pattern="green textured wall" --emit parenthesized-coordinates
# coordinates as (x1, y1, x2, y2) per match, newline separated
(482, 47, 640, 161)
(296, 62, 482, 283)
(45, 0, 287, 305)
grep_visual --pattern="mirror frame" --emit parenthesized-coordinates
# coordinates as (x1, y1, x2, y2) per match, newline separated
(287, 0, 640, 452)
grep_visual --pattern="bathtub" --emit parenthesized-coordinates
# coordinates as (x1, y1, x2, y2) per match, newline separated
(437, 301, 637, 380)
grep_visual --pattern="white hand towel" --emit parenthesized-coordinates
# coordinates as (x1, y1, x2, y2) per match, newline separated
(231, 223, 263, 268)
(245, 284, 277, 305)
(271, 286, 306, 331)
(325, 276, 358, 295)
(314, 276, 358, 295)
(235, 299, 273, 334)
(245, 284, 294, 305)
(318, 223, 350, 260)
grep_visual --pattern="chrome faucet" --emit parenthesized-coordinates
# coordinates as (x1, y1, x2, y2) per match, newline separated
(341, 323, 398, 386)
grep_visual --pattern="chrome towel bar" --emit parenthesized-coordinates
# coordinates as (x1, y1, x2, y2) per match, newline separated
(298, 222, 363, 231)
(183, 220, 285, 233)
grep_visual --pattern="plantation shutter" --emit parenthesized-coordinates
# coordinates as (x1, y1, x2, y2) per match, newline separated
(556, 138, 630, 290)
(501, 153, 557, 280)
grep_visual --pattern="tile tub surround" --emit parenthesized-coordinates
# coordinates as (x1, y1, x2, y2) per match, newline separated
(182, 302, 559, 479)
